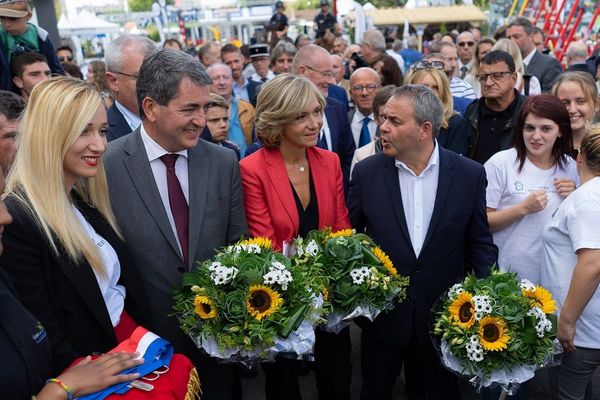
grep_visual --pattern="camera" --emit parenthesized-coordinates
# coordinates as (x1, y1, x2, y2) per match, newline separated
(351, 52, 368, 69)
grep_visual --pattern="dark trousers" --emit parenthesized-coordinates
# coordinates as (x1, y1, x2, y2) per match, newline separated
(263, 326, 352, 400)
(360, 329, 460, 400)
(190, 349, 242, 400)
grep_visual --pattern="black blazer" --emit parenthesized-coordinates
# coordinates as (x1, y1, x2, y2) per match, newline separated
(107, 103, 133, 142)
(0, 193, 151, 374)
(348, 148, 498, 347)
(247, 79, 261, 107)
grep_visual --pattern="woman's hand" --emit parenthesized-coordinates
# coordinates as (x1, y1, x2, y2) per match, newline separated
(520, 190, 548, 214)
(48, 352, 143, 398)
(557, 316, 577, 352)
(554, 178, 577, 198)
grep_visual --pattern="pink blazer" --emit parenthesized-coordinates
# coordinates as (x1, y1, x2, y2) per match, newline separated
(240, 146, 350, 251)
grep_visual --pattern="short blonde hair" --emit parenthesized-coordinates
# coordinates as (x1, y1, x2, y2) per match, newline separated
(6, 77, 119, 275)
(492, 39, 525, 75)
(404, 68, 454, 129)
(552, 71, 600, 112)
(581, 124, 600, 174)
(255, 74, 325, 149)
(205, 93, 230, 111)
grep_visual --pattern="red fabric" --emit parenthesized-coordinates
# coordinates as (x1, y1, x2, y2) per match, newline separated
(239, 146, 351, 251)
(114, 310, 138, 343)
(160, 154, 189, 266)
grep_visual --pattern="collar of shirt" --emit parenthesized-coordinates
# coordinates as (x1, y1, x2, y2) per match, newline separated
(458, 59, 474, 70)
(114, 100, 141, 131)
(394, 141, 440, 177)
(353, 109, 375, 124)
(140, 123, 188, 162)
(233, 76, 249, 91)
(252, 70, 275, 82)
(523, 49, 536, 67)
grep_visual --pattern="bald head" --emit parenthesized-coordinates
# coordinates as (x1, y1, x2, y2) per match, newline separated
(566, 41, 589, 66)
(292, 44, 331, 73)
(349, 67, 381, 116)
(331, 54, 344, 83)
(350, 67, 381, 85)
(292, 44, 335, 96)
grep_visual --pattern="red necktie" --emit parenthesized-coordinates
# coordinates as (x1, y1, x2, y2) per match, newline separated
(160, 154, 189, 266)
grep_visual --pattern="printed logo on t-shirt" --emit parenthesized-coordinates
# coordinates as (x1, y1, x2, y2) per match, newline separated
(514, 181, 524, 191)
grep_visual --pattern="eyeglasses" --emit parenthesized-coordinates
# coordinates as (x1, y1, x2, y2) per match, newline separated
(303, 65, 335, 79)
(411, 60, 445, 71)
(58, 56, 73, 62)
(458, 41, 475, 47)
(477, 71, 513, 82)
(112, 70, 138, 80)
(351, 84, 379, 93)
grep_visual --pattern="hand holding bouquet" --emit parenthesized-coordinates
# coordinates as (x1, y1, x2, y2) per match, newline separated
(433, 269, 559, 394)
(173, 238, 324, 365)
(292, 229, 410, 332)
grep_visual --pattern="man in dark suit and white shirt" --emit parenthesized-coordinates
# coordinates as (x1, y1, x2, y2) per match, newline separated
(348, 67, 381, 149)
(348, 84, 497, 400)
(104, 49, 247, 400)
(293, 44, 355, 186)
(104, 35, 156, 141)
(507, 16, 563, 92)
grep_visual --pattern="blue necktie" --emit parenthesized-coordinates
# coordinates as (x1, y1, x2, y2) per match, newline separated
(359, 117, 371, 147)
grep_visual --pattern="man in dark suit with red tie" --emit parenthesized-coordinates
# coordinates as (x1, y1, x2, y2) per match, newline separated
(104, 49, 247, 400)
(348, 84, 498, 399)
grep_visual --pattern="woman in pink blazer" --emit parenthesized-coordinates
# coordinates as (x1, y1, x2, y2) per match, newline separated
(240, 74, 351, 400)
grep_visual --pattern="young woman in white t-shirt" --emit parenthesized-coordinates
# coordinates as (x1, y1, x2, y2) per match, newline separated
(541, 127, 600, 399)
(484, 94, 578, 285)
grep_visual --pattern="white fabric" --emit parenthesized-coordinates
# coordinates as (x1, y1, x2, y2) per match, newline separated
(458, 59, 474, 73)
(251, 70, 275, 82)
(114, 100, 141, 131)
(484, 148, 578, 284)
(350, 141, 377, 176)
(450, 76, 476, 99)
(140, 124, 189, 254)
(320, 112, 332, 151)
(73, 207, 126, 327)
(516, 74, 541, 96)
(523, 49, 536, 67)
(350, 110, 377, 147)
(541, 177, 600, 348)
(395, 142, 440, 257)
(386, 49, 405, 73)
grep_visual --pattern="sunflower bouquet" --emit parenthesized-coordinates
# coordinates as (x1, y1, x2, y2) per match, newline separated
(173, 237, 324, 364)
(291, 228, 410, 333)
(433, 269, 559, 394)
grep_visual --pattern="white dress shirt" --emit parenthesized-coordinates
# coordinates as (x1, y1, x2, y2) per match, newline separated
(351, 109, 377, 148)
(140, 124, 189, 253)
(395, 142, 440, 257)
(251, 70, 275, 83)
(114, 100, 141, 131)
(522, 49, 536, 67)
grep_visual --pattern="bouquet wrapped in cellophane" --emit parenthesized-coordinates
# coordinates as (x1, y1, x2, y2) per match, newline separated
(173, 237, 325, 366)
(290, 228, 410, 333)
(433, 269, 560, 395)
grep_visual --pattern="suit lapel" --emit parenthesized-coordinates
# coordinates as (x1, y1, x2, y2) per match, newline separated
(187, 142, 209, 269)
(421, 148, 454, 254)
(383, 158, 412, 247)
(122, 130, 181, 259)
(264, 148, 298, 232)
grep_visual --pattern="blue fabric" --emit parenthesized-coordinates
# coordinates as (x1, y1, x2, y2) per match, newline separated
(317, 129, 329, 150)
(399, 48, 422, 70)
(328, 85, 350, 111)
(359, 117, 371, 147)
(228, 99, 247, 157)
(79, 336, 174, 400)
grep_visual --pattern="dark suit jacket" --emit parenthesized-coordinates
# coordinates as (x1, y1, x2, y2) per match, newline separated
(240, 146, 350, 250)
(323, 97, 356, 190)
(526, 51, 563, 92)
(328, 84, 350, 111)
(107, 103, 133, 142)
(0, 193, 150, 374)
(247, 79, 261, 107)
(348, 148, 497, 347)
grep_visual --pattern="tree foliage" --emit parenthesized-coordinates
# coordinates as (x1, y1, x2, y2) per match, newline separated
(128, 0, 174, 12)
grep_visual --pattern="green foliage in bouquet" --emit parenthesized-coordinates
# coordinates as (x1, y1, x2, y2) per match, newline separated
(433, 269, 557, 377)
(292, 228, 410, 317)
(173, 237, 324, 352)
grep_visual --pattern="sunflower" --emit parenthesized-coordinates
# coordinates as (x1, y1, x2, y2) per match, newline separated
(372, 246, 397, 276)
(322, 285, 329, 301)
(194, 295, 217, 319)
(448, 292, 475, 328)
(479, 316, 510, 351)
(327, 229, 354, 239)
(246, 285, 283, 320)
(522, 286, 557, 314)
(240, 237, 272, 250)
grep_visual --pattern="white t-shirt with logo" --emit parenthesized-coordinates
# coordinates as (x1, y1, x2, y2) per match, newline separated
(541, 177, 600, 348)
(484, 148, 578, 284)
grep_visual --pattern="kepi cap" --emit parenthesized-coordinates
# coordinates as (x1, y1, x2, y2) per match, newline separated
(0, 0, 31, 18)
(275, 1, 284, 9)
(249, 43, 269, 59)
(320, 0, 330, 6)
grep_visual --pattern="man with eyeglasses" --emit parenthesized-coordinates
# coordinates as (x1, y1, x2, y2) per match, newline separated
(104, 34, 156, 142)
(464, 50, 526, 164)
(0, 0, 63, 92)
(429, 41, 476, 99)
(456, 31, 476, 80)
(348, 67, 381, 149)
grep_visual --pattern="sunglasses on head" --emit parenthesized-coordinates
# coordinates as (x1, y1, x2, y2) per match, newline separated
(411, 60, 445, 71)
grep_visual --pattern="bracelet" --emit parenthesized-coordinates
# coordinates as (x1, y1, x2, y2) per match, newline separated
(45, 378, 73, 400)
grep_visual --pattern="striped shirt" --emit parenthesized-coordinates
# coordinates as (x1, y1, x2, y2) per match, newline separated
(450, 76, 476, 99)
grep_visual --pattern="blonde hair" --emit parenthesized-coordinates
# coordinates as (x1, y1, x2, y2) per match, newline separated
(581, 124, 600, 175)
(492, 39, 525, 76)
(404, 68, 454, 129)
(255, 74, 325, 148)
(6, 77, 120, 275)
(552, 71, 600, 112)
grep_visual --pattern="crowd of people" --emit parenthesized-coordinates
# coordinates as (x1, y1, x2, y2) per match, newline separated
(2, 0, 600, 399)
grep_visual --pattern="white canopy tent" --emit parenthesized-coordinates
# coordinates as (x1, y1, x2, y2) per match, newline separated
(58, 11, 121, 37)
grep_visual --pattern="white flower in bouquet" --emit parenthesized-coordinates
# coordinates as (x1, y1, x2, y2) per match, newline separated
(350, 267, 371, 285)
(263, 261, 293, 290)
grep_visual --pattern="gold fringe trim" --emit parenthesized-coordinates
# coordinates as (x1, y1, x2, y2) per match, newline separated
(185, 367, 202, 400)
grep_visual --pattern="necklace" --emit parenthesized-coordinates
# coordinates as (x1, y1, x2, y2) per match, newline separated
(299, 165, 305, 173)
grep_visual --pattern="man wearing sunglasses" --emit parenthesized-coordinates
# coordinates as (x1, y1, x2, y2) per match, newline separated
(56, 45, 75, 65)
(456, 31, 476, 80)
